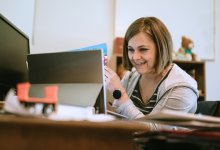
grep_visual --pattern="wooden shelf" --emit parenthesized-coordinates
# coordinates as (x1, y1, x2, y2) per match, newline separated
(173, 60, 206, 101)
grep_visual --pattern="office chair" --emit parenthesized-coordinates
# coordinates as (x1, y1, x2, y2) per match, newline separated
(195, 101, 220, 116)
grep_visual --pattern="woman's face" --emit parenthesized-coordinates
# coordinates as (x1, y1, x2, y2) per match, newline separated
(127, 32, 157, 75)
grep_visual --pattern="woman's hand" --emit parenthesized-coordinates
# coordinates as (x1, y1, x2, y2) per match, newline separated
(105, 66, 129, 104)
(104, 66, 123, 93)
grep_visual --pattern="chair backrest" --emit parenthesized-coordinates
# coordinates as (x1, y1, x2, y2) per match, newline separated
(195, 101, 220, 116)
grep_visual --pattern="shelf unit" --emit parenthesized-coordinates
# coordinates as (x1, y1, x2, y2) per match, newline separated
(173, 60, 206, 101)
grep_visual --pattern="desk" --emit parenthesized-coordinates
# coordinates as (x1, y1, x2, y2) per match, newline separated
(0, 114, 149, 150)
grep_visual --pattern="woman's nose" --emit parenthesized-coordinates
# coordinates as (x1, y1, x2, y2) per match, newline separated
(132, 51, 141, 60)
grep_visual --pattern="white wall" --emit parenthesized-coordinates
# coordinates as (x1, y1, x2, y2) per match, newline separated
(0, 0, 35, 42)
(0, 0, 220, 100)
(31, 0, 114, 59)
(115, 0, 215, 60)
(206, 0, 220, 100)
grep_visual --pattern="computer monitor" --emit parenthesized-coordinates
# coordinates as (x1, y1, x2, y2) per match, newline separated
(0, 13, 30, 100)
(27, 50, 107, 113)
(28, 50, 103, 84)
(27, 50, 126, 118)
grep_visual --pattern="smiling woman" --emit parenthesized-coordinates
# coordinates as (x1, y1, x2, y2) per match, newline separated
(105, 16, 199, 131)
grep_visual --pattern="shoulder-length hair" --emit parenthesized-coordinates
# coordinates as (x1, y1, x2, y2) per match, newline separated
(123, 17, 173, 73)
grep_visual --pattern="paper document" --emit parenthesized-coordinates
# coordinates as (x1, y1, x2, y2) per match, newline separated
(138, 110, 220, 129)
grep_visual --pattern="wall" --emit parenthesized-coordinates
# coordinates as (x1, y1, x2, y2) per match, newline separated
(115, 0, 215, 60)
(0, 0, 220, 100)
(206, 0, 220, 100)
(31, 0, 115, 59)
(0, 0, 35, 43)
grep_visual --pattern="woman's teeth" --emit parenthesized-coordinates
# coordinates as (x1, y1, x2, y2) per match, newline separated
(135, 61, 146, 65)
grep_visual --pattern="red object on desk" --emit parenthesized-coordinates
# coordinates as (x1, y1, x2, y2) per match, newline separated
(16, 82, 58, 105)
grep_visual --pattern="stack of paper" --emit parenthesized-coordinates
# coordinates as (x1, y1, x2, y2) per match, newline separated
(138, 110, 220, 129)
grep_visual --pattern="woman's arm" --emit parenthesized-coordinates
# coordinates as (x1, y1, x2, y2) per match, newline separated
(152, 86, 197, 114)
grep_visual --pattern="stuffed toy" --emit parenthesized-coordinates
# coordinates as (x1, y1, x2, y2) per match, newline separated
(176, 36, 198, 61)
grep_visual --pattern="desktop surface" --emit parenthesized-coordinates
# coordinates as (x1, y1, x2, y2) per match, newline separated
(0, 114, 149, 150)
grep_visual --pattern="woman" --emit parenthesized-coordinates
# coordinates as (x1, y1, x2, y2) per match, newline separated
(105, 17, 198, 130)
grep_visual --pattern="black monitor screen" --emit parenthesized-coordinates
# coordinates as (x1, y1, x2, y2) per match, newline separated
(0, 13, 29, 100)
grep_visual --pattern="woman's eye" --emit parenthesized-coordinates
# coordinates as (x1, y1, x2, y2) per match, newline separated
(128, 48, 134, 52)
(140, 48, 148, 51)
